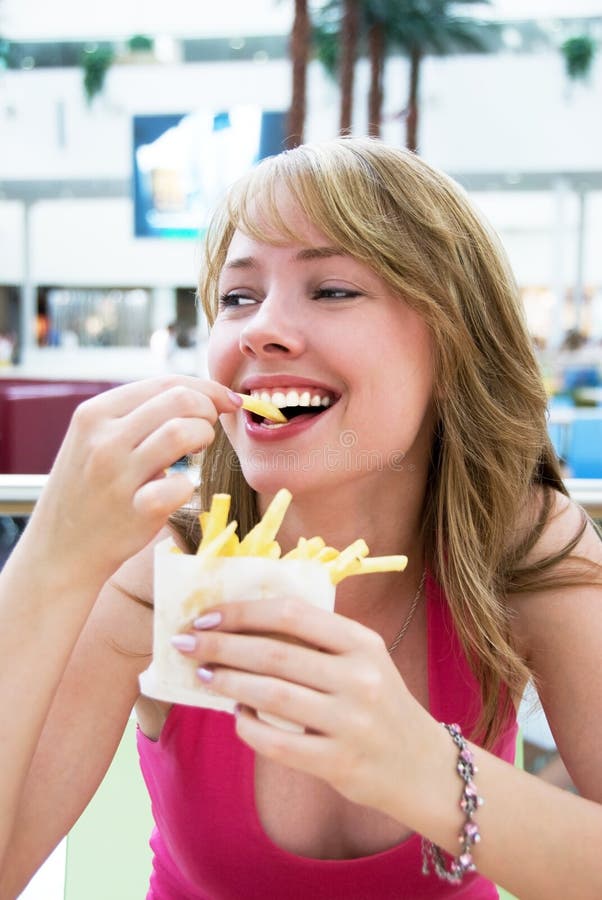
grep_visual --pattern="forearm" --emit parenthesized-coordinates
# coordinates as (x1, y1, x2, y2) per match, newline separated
(472, 746, 600, 899)
(393, 718, 602, 900)
(0, 528, 105, 863)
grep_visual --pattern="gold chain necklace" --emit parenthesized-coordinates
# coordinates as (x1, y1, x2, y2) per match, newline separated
(387, 568, 427, 654)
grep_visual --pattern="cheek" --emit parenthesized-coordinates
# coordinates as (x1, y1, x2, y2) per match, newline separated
(207, 326, 236, 382)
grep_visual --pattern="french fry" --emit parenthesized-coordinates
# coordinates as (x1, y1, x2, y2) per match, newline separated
(237, 489, 292, 556)
(316, 546, 340, 563)
(197, 520, 239, 560)
(198, 511, 210, 536)
(282, 536, 326, 560)
(326, 538, 369, 584)
(236, 393, 287, 423)
(221, 531, 240, 557)
(197, 493, 231, 553)
(356, 555, 408, 575)
(190, 490, 408, 583)
(263, 541, 282, 560)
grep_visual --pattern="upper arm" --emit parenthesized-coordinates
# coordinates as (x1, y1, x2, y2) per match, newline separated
(509, 493, 602, 801)
(1, 546, 156, 895)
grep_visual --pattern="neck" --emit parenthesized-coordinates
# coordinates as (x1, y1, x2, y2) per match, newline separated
(259, 471, 428, 628)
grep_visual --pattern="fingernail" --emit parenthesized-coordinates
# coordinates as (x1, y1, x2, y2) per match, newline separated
(227, 389, 243, 407)
(171, 634, 196, 651)
(193, 611, 222, 630)
(197, 666, 214, 683)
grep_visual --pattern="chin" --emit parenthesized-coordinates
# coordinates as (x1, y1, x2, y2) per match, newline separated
(239, 455, 357, 503)
(239, 465, 307, 499)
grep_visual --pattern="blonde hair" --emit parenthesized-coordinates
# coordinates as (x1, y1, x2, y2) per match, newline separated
(182, 137, 577, 747)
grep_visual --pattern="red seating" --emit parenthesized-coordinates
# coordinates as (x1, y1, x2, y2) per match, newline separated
(0, 381, 120, 474)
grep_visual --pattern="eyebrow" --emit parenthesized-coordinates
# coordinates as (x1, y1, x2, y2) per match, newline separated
(223, 246, 347, 270)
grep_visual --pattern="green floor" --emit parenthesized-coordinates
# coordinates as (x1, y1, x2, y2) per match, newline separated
(63, 719, 153, 900)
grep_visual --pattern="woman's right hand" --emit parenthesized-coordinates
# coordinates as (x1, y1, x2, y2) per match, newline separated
(22, 376, 241, 590)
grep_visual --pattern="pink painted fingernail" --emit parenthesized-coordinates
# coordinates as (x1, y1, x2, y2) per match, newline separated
(197, 666, 214, 683)
(227, 389, 243, 406)
(171, 634, 196, 651)
(193, 611, 222, 630)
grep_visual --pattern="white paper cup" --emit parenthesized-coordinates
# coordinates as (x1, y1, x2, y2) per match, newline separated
(139, 537, 336, 731)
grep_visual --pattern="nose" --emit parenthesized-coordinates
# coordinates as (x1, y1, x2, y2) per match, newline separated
(239, 296, 306, 359)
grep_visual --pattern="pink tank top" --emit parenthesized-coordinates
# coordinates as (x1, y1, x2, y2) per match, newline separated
(137, 573, 517, 899)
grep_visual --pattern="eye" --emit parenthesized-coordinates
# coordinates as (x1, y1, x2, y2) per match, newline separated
(314, 287, 361, 301)
(218, 292, 258, 310)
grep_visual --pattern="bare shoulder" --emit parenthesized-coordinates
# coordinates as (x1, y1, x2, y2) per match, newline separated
(532, 487, 600, 561)
(508, 489, 602, 799)
(508, 487, 601, 625)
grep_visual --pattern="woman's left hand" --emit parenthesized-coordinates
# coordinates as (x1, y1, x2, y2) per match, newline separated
(173, 596, 431, 819)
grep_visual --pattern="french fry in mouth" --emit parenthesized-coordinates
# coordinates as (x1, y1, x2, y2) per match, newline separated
(236, 392, 287, 423)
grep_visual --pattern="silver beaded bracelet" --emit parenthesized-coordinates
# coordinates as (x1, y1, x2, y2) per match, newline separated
(421, 722, 483, 883)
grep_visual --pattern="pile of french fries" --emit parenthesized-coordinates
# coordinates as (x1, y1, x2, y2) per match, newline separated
(176, 488, 407, 585)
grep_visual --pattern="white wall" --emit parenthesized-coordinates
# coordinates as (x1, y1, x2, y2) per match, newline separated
(1, 48, 601, 289)
(2, 51, 602, 178)
(0, 59, 293, 180)
(419, 52, 602, 173)
(31, 198, 201, 286)
(0, 0, 295, 41)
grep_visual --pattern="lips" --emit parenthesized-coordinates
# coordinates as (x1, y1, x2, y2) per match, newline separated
(249, 388, 333, 417)
(236, 377, 339, 438)
(238, 377, 339, 425)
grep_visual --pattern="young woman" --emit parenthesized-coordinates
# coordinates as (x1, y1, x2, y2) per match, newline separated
(1, 138, 600, 899)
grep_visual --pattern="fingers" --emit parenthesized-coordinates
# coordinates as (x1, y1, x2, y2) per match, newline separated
(191, 596, 384, 657)
(29, 377, 241, 584)
(170, 610, 383, 739)
(60, 376, 239, 493)
(115, 384, 227, 452)
(132, 417, 215, 482)
(79, 375, 240, 421)
(133, 471, 196, 521)
(69, 377, 239, 461)
(234, 706, 333, 777)
(202, 669, 334, 735)
(179, 629, 342, 694)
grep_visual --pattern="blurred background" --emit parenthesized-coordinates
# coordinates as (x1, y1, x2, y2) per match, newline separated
(1, 1, 602, 480)
(1, 3, 601, 897)
(1, 0, 601, 386)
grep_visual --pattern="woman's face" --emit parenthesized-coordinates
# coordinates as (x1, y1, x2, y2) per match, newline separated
(207, 204, 435, 500)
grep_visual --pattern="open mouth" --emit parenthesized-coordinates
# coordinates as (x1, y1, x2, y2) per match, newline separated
(248, 388, 337, 426)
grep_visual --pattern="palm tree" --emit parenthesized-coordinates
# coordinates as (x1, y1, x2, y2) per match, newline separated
(339, 0, 361, 134)
(366, 7, 386, 137)
(287, 0, 311, 148)
(315, 0, 497, 149)
(313, 0, 389, 137)
(390, 0, 496, 152)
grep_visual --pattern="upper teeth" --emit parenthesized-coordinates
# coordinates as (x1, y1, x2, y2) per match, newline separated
(250, 389, 332, 409)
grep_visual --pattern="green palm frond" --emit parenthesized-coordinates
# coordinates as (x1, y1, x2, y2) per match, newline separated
(313, 23, 340, 77)
(384, 0, 499, 56)
(561, 34, 597, 81)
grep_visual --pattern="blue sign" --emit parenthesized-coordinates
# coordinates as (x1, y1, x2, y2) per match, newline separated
(133, 108, 287, 239)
